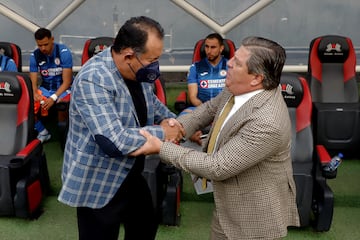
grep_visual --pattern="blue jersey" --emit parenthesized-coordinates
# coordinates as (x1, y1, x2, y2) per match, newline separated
(0, 55, 17, 72)
(29, 43, 73, 91)
(187, 57, 227, 103)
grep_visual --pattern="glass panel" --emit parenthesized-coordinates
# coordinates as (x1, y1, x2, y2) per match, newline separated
(0, 0, 72, 26)
(226, 0, 360, 65)
(186, 0, 258, 25)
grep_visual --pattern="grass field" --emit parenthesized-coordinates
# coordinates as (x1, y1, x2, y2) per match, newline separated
(0, 82, 359, 240)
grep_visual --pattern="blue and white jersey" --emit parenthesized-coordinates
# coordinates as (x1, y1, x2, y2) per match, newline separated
(29, 42, 73, 91)
(187, 57, 227, 103)
(0, 55, 17, 72)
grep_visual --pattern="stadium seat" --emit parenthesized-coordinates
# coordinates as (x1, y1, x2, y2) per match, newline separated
(0, 72, 50, 218)
(281, 73, 335, 231)
(307, 35, 360, 156)
(81, 36, 114, 65)
(174, 38, 236, 113)
(0, 41, 22, 72)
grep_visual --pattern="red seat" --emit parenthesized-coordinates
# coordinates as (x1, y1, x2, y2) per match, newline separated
(308, 35, 360, 156)
(0, 42, 22, 72)
(0, 72, 49, 218)
(81, 36, 114, 65)
(281, 73, 335, 231)
(309, 35, 358, 102)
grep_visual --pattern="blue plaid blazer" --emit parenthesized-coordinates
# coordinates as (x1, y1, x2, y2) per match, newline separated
(58, 48, 176, 208)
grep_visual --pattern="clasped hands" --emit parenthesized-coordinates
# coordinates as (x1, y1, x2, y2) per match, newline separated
(130, 118, 184, 156)
(160, 118, 185, 143)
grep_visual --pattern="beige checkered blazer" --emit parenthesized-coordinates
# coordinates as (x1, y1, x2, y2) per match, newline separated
(160, 86, 300, 239)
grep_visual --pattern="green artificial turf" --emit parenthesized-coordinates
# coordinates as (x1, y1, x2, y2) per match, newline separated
(1, 157, 359, 240)
(163, 82, 187, 113)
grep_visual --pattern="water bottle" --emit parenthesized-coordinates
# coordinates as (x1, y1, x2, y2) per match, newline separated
(323, 153, 343, 172)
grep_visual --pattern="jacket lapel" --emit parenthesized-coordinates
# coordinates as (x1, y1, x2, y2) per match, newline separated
(212, 88, 277, 151)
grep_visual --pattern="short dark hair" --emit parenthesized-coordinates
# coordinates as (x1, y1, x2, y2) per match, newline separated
(205, 33, 224, 46)
(34, 28, 52, 40)
(241, 36, 286, 90)
(112, 16, 164, 54)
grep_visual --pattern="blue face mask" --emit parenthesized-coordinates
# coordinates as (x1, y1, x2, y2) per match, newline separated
(135, 58, 160, 83)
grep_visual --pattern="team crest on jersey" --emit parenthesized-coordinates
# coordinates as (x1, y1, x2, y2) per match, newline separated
(220, 70, 227, 77)
(200, 80, 208, 88)
(41, 69, 49, 77)
(55, 57, 60, 65)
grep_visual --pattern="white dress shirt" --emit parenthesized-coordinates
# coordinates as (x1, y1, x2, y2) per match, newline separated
(214, 89, 264, 147)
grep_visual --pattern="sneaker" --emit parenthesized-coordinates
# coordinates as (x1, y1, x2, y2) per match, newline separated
(37, 132, 51, 143)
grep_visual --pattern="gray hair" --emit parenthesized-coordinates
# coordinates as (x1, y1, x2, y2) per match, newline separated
(241, 36, 286, 90)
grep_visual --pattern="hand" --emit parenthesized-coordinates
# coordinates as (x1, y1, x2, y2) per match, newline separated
(42, 97, 55, 111)
(189, 130, 203, 146)
(33, 91, 43, 102)
(160, 118, 185, 143)
(129, 130, 162, 156)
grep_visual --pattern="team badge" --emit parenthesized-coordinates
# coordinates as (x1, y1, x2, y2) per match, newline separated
(55, 57, 60, 65)
(220, 70, 227, 77)
(200, 80, 208, 88)
(41, 69, 49, 77)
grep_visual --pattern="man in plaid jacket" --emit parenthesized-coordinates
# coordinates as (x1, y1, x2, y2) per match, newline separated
(58, 16, 184, 240)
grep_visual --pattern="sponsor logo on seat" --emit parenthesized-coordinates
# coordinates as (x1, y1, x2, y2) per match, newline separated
(281, 83, 296, 99)
(0, 81, 11, 92)
(0, 81, 14, 97)
(94, 44, 110, 54)
(324, 43, 343, 56)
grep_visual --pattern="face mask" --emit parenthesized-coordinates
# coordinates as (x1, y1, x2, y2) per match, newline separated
(135, 59, 160, 84)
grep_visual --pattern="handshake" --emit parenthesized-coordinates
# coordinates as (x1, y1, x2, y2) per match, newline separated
(130, 118, 185, 157)
(160, 118, 185, 143)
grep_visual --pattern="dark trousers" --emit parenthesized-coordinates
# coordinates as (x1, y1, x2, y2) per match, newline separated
(77, 170, 158, 240)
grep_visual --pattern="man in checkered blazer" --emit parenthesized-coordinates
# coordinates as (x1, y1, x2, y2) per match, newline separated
(131, 36, 300, 240)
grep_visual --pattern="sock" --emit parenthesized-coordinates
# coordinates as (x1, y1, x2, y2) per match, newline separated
(35, 120, 45, 132)
(39, 129, 49, 136)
